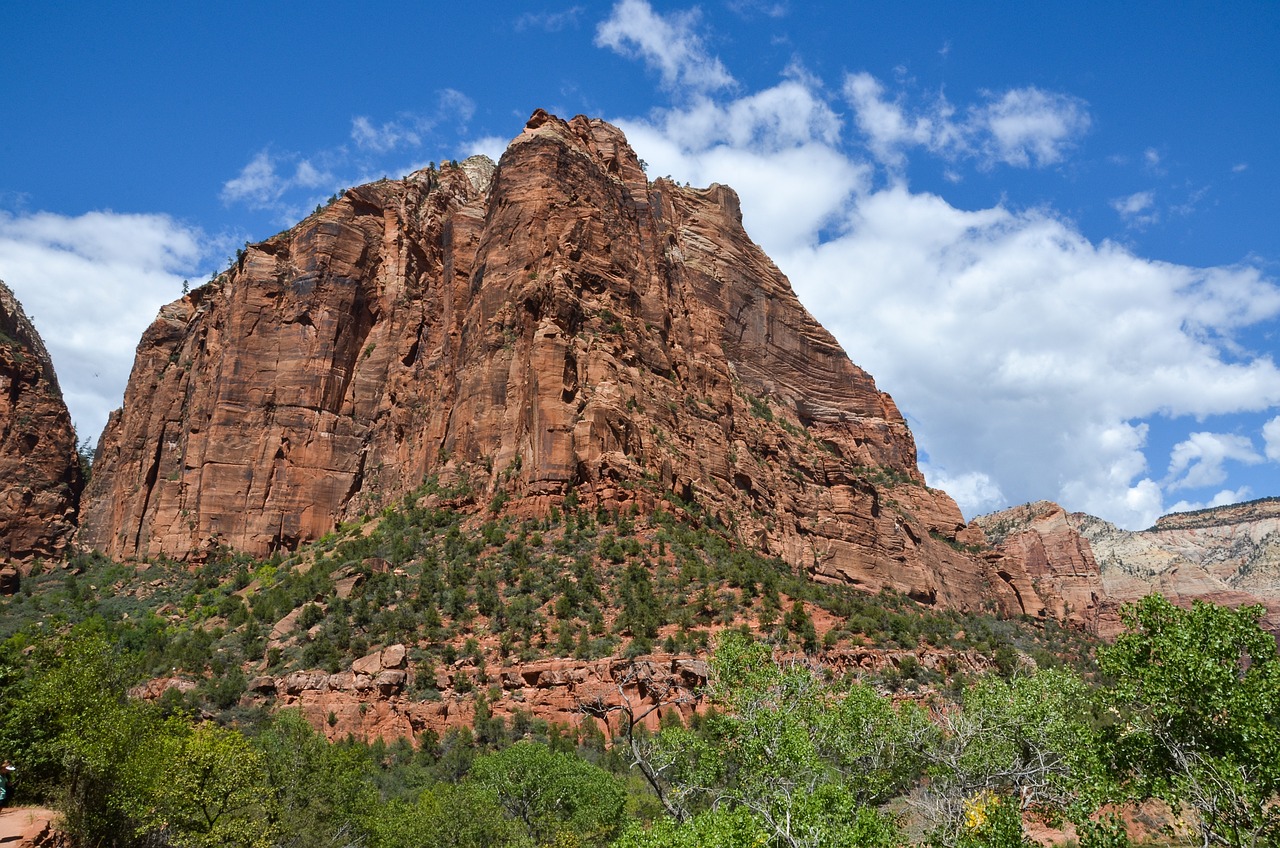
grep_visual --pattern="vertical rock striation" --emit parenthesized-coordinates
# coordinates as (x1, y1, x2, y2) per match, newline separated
(81, 111, 1035, 614)
(0, 280, 83, 562)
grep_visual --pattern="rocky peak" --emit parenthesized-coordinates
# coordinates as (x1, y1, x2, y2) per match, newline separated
(0, 280, 83, 563)
(80, 111, 1054, 617)
(971, 501, 1104, 632)
(975, 498, 1280, 636)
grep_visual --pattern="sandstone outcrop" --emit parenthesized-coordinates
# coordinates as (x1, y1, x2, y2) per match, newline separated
(976, 498, 1280, 636)
(0, 280, 83, 562)
(238, 645, 1001, 745)
(972, 501, 1104, 632)
(82, 110, 1041, 615)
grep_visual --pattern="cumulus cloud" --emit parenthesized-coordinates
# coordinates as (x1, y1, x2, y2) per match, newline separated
(617, 85, 864, 252)
(976, 87, 1090, 167)
(1112, 190, 1157, 226)
(220, 151, 334, 208)
(463, 135, 512, 163)
(920, 465, 1004, 514)
(606, 62, 1280, 529)
(842, 73, 1089, 171)
(1263, 415, 1280, 462)
(596, 0, 735, 94)
(1165, 431, 1263, 491)
(0, 210, 214, 443)
(784, 189, 1280, 527)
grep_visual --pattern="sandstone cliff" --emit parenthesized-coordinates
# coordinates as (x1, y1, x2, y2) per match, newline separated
(0, 280, 83, 562)
(976, 498, 1280, 636)
(971, 501, 1104, 633)
(82, 110, 1033, 614)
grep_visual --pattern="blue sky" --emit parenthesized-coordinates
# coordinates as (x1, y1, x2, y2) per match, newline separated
(3, 1, 1279, 530)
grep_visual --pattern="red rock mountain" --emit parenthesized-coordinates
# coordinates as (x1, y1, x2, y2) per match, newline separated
(0, 280, 83, 562)
(82, 110, 1039, 614)
(976, 498, 1280, 636)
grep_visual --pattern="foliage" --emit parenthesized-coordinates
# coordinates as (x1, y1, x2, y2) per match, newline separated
(1098, 595, 1280, 848)
(254, 709, 380, 848)
(134, 721, 278, 848)
(954, 791, 1035, 848)
(369, 781, 530, 848)
(469, 741, 628, 847)
(915, 668, 1106, 846)
(636, 631, 920, 847)
(0, 625, 162, 845)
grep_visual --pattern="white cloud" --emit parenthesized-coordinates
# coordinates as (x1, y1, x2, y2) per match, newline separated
(615, 78, 865, 251)
(608, 66, 1280, 529)
(1165, 431, 1263, 491)
(0, 210, 214, 443)
(220, 151, 334, 208)
(842, 73, 1090, 171)
(977, 87, 1090, 167)
(920, 465, 1004, 515)
(224, 89, 476, 219)
(1143, 146, 1166, 175)
(782, 189, 1280, 527)
(1112, 190, 1158, 227)
(463, 135, 511, 163)
(1168, 486, 1254, 515)
(350, 91, 475, 155)
(351, 116, 423, 153)
(726, 0, 788, 18)
(514, 6, 585, 31)
(596, 0, 735, 94)
(1262, 415, 1280, 462)
(220, 151, 284, 205)
(843, 72, 949, 168)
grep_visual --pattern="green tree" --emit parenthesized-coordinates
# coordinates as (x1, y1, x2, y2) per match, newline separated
(469, 741, 627, 847)
(914, 668, 1106, 847)
(0, 626, 163, 845)
(1099, 595, 1280, 848)
(369, 782, 530, 848)
(638, 632, 917, 847)
(135, 722, 278, 848)
(254, 709, 379, 848)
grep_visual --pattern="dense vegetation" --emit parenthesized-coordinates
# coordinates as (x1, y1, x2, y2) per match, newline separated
(0, 595, 1276, 848)
(0, 477, 1091, 719)
(1, 483, 1275, 847)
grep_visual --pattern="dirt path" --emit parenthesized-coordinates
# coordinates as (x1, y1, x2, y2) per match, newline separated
(0, 807, 60, 846)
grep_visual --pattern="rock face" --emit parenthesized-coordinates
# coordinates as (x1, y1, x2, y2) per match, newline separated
(976, 498, 1280, 636)
(232, 645, 1000, 745)
(81, 110, 1037, 614)
(972, 501, 1104, 633)
(0, 281, 83, 562)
